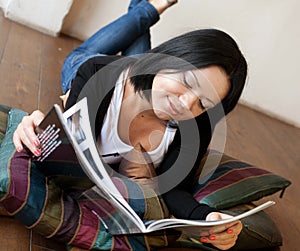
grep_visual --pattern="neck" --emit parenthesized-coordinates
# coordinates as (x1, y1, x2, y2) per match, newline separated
(118, 79, 168, 149)
(121, 79, 167, 126)
(123, 79, 151, 113)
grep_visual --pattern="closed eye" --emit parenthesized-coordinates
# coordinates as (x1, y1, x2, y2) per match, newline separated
(183, 73, 193, 89)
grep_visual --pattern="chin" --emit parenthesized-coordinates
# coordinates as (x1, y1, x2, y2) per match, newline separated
(154, 110, 172, 121)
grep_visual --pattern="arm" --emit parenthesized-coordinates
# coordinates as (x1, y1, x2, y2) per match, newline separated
(157, 112, 215, 220)
(13, 56, 117, 154)
(65, 55, 134, 110)
(158, 138, 242, 251)
(65, 56, 109, 110)
(156, 113, 242, 250)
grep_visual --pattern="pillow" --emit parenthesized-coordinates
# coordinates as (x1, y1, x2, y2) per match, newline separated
(68, 202, 283, 251)
(0, 105, 11, 216)
(0, 105, 10, 146)
(193, 150, 291, 209)
(169, 203, 282, 251)
(0, 108, 173, 250)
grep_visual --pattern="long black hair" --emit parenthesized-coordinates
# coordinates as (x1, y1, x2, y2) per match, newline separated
(129, 28, 247, 116)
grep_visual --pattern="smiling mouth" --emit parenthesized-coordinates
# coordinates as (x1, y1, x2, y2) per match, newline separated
(168, 97, 180, 115)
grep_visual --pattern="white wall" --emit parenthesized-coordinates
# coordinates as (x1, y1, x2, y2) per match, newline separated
(62, 0, 300, 127)
(0, 0, 8, 10)
(1, 0, 73, 36)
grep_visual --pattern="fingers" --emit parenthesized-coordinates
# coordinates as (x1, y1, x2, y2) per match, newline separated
(204, 212, 239, 235)
(200, 220, 243, 250)
(13, 110, 45, 155)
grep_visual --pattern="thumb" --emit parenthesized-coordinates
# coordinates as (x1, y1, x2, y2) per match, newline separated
(31, 110, 45, 127)
(206, 212, 223, 221)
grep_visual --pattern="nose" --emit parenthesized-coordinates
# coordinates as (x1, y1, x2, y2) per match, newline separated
(178, 91, 198, 111)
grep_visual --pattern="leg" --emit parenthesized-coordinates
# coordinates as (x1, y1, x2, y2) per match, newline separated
(72, 2, 159, 56)
(121, 32, 151, 56)
(127, 0, 143, 12)
(122, 0, 151, 56)
(61, 0, 178, 93)
(76, 0, 178, 56)
(61, 1, 159, 93)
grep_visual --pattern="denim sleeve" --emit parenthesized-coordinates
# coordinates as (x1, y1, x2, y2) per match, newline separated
(65, 56, 106, 110)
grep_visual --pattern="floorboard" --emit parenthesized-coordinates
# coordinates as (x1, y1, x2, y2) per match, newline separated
(0, 10, 299, 251)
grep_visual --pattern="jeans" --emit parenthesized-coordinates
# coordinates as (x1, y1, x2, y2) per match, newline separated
(61, 0, 159, 93)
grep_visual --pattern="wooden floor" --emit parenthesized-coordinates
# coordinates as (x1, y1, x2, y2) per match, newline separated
(1, 11, 300, 251)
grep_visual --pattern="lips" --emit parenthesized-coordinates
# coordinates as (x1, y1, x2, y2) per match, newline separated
(168, 96, 180, 115)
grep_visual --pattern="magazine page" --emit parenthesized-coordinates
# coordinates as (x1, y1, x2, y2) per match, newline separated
(32, 105, 87, 178)
(33, 106, 77, 163)
(60, 98, 147, 234)
(144, 200, 275, 233)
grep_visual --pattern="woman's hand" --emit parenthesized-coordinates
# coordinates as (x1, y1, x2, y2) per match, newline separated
(13, 110, 45, 156)
(200, 212, 243, 250)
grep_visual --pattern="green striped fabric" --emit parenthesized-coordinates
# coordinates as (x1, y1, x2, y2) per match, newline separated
(193, 151, 292, 209)
(0, 105, 11, 146)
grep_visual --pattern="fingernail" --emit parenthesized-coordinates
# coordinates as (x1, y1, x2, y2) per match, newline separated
(34, 139, 40, 147)
(209, 235, 216, 241)
(17, 146, 23, 152)
(227, 228, 234, 234)
(200, 237, 208, 243)
(34, 149, 41, 156)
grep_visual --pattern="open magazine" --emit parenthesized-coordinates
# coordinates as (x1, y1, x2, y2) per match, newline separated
(33, 97, 275, 235)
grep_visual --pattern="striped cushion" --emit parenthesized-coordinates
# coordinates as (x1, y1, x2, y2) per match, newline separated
(0, 105, 10, 146)
(0, 108, 178, 251)
(193, 151, 291, 209)
(0, 106, 289, 251)
(0, 105, 11, 215)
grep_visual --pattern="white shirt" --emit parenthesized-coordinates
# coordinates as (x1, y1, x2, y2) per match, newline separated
(98, 69, 177, 168)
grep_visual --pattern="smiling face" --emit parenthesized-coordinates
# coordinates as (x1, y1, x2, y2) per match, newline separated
(151, 65, 231, 121)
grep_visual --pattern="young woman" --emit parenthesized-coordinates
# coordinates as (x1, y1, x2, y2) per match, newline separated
(12, 0, 247, 250)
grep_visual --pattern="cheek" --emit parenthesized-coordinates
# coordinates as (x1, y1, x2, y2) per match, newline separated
(153, 75, 180, 94)
(182, 105, 203, 120)
(151, 88, 165, 106)
(152, 75, 164, 90)
(191, 106, 203, 118)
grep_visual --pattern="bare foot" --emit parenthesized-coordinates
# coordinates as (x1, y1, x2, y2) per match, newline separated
(149, 0, 178, 15)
